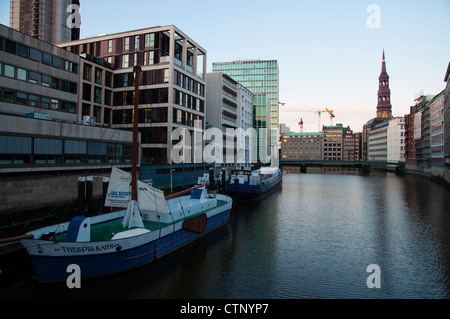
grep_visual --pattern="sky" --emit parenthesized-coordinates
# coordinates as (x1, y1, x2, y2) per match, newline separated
(1, 0, 449, 133)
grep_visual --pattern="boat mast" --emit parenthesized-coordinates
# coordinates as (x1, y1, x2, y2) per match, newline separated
(131, 59, 142, 202)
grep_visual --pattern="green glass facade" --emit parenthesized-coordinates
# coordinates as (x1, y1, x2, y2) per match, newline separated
(212, 60, 279, 148)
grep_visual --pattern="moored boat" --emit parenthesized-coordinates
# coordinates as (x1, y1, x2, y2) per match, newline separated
(20, 168, 233, 282)
(19, 61, 233, 282)
(225, 167, 282, 202)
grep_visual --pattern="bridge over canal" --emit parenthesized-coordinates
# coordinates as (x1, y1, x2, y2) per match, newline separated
(280, 160, 405, 174)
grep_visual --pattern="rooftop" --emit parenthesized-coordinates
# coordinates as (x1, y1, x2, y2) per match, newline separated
(282, 132, 322, 137)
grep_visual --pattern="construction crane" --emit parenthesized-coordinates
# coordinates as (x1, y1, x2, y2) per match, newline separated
(299, 108, 335, 131)
(298, 117, 304, 133)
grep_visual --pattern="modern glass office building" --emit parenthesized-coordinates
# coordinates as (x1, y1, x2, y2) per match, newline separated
(212, 60, 279, 150)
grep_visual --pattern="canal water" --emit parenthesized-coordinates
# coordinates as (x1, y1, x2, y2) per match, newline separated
(2, 171, 450, 299)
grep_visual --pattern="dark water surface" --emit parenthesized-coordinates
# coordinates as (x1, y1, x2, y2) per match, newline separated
(4, 172, 450, 299)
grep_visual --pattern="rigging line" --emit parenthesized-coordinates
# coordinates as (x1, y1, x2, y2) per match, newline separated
(178, 196, 187, 220)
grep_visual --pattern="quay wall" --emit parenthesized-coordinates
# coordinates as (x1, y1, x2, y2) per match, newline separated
(0, 164, 211, 219)
(0, 173, 106, 216)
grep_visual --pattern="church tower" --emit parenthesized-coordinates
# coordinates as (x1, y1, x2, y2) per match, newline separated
(376, 50, 392, 118)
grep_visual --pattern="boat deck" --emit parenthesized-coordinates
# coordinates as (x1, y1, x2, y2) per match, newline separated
(54, 199, 229, 242)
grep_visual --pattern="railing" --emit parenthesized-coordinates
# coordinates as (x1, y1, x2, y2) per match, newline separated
(165, 183, 209, 200)
(280, 160, 405, 167)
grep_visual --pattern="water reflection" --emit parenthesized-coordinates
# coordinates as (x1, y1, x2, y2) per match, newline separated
(4, 172, 450, 299)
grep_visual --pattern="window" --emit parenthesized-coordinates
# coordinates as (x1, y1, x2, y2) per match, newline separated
(51, 77, 59, 89)
(83, 83, 92, 101)
(108, 40, 113, 53)
(17, 68, 27, 81)
(135, 36, 140, 50)
(95, 87, 102, 103)
(61, 101, 76, 113)
(94, 106, 101, 122)
(124, 37, 130, 51)
(95, 68, 102, 84)
(5, 39, 16, 54)
(145, 33, 154, 47)
(4, 90, 14, 103)
(42, 53, 52, 65)
(29, 48, 41, 62)
(28, 71, 39, 84)
(41, 97, 50, 108)
(4, 64, 15, 78)
(122, 55, 129, 68)
(52, 56, 61, 68)
(17, 92, 27, 104)
(0, 135, 32, 164)
(34, 138, 62, 155)
(105, 71, 112, 87)
(164, 69, 169, 83)
(148, 51, 154, 65)
(104, 108, 111, 125)
(105, 89, 112, 106)
(17, 44, 29, 58)
(83, 64, 92, 81)
(50, 99, 59, 110)
(42, 75, 51, 87)
(28, 95, 38, 107)
(82, 103, 91, 116)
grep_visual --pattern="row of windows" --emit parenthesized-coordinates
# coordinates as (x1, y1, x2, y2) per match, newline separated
(113, 88, 169, 106)
(0, 87, 76, 113)
(112, 108, 168, 125)
(282, 155, 321, 160)
(0, 135, 132, 165)
(284, 146, 321, 150)
(72, 32, 168, 57)
(113, 69, 169, 88)
(173, 89, 205, 113)
(0, 62, 78, 94)
(230, 79, 278, 89)
(83, 63, 113, 87)
(102, 50, 170, 70)
(245, 86, 278, 95)
(82, 103, 111, 124)
(82, 83, 112, 106)
(283, 141, 321, 146)
(174, 70, 205, 97)
(173, 108, 205, 128)
(283, 149, 321, 154)
(213, 62, 278, 72)
(0, 36, 78, 74)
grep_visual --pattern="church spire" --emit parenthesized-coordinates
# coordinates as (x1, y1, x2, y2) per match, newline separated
(376, 49, 392, 118)
(381, 49, 386, 73)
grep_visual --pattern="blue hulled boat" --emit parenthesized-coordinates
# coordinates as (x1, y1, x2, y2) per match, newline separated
(20, 62, 233, 282)
(21, 168, 232, 282)
(226, 167, 282, 202)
